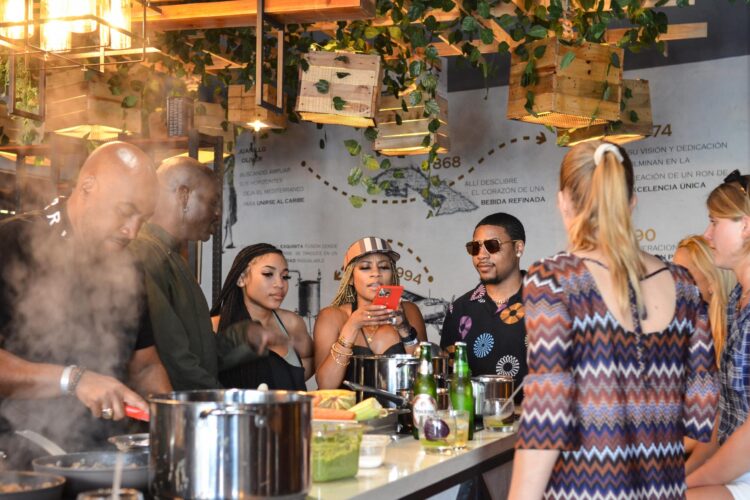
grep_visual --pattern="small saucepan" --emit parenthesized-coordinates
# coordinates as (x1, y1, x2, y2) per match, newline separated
(32, 451, 148, 497)
(0, 470, 65, 500)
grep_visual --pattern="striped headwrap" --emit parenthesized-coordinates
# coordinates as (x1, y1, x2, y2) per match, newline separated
(343, 236, 400, 268)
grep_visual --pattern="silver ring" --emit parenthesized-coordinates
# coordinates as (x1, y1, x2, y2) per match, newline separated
(101, 407, 114, 420)
(390, 317, 397, 325)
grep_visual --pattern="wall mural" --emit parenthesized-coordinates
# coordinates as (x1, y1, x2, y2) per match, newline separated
(202, 55, 750, 350)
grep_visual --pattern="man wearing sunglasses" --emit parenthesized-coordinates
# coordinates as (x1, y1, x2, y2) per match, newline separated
(440, 212, 528, 404)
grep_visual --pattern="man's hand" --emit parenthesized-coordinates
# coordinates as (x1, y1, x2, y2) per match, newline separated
(74, 371, 148, 421)
(245, 321, 289, 355)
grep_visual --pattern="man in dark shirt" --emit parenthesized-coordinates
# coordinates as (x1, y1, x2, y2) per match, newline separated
(0, 142, 171, 463)
(440, 212, 528, 402)
(129, 157, 285, 390)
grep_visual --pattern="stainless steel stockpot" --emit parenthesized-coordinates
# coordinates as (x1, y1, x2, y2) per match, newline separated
(470, 375, 514, 416)
(349, 354, 417, 408)
(149, 389, 312, 500)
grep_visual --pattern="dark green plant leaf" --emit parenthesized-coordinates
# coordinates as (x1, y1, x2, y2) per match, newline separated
(480, 27, 494, 45)
(629, 110, 639, 123)
(364, 127, 379, 141)
(421, 135, 431, 147)
(401, 99, 408, 112)
(421, 73, 438, 90)
(334, 55, 350, 63)
(393, 170, 405, 179)
(344, 139, 362, 156)
(425, 45, 439, 62)
(477, 0, 490, 18)
(395, 113, 403, 125)
(498, 41, 510, 54)
(602, 83, 611, 101)
(379, 180, 391, 190)
(348, 167, 364, 185)
(409, 90, 423, 106)
(336, 72, 351, 79)
(380, 159, 391, 170)
(420, 160, 430, 171)
(559, 51, 575, 69)
(461, 16, 479, 33)
(315, 79, 330, 94)
(428, 118, 441, 133)
(556, 132, 570, 147)
(410, 60, 423, 77)
(430, 175, 441, 187)
(350, 195, 365, 208)
(332, 96, 346, 110)
(527, 25, 547, 39)
(624, 87, 633, 99)
(533, 45, 547, 59)
(122, 95, 138, 108)
(610, 52, 621, 69)
(388, 26, 402, 39)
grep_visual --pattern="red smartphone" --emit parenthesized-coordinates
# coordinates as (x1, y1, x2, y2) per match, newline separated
(372, 285, 404, 310)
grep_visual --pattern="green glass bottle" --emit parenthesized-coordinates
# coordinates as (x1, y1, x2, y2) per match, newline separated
(449, 342, 474, 440)
(412, 342, 438, 439)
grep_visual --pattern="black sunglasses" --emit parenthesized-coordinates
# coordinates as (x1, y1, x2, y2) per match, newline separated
(465, 239, 517, 256)
(723, 170, 750, 195)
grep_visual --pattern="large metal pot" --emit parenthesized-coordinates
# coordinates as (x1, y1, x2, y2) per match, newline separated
(149, 389, 311, 500)
(471, 375, 514, 416)
(349, 354, 417, 408)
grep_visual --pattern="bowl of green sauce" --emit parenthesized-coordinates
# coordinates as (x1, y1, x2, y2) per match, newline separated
(311, 422, 364, 482)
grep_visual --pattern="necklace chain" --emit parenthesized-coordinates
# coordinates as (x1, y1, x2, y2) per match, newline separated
(363, 325, 379, 342)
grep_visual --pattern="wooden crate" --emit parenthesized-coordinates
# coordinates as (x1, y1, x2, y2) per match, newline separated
(0, 102, 44, 145)
(374, 93, 449, 156)
(227, 84, 287, 130)
(296, 51, 382, 128)
(507, 37, 624, 129)
(46, 70, 141, 140)
(558, 79, 652, 146)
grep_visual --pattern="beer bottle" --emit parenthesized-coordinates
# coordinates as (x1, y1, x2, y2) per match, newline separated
(412, 342, 438, 439)
(449, 342, 474, 440)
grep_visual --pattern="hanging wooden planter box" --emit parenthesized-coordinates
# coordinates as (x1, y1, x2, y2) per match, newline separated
(507, 37, 624, 129)
(46, 70, 141, 140)
(0, 102, 44, 145)
(296, 51, 382, 128)
(557, 79, 653, 146)
(374, 93, 449, 156)
(227, 84, 287, 130)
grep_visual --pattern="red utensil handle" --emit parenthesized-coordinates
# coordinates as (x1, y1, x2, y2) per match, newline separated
(125, 404, 150, 422)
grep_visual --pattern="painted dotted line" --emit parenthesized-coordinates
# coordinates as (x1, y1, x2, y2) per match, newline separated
(387, 239, 434, 284)
(299, 161, 417, 205)
(445, 133, 546, 187)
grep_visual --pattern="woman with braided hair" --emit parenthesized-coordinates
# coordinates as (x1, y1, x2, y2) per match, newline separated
(210, 244, 313, 390)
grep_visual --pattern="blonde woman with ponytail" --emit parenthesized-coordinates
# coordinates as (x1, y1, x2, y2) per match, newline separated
(686, 171, 750, 500)
(508, 141, 718, 500)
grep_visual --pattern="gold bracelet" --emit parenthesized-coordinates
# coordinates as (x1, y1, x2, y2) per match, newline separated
(331, 342, 353, 357)
(330, 346, 350, 366)
(337, 336, 354, 349)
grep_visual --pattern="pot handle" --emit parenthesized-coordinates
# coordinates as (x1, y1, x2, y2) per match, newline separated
(200, 406, 267, 427)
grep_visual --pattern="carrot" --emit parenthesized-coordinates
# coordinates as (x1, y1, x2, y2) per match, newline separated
(313, 407, 355, 420)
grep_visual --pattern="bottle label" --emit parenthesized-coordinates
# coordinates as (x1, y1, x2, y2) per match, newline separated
(412, 394, 437, 429)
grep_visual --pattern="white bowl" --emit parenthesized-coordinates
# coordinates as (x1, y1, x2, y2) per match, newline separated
(358, 434, 390, 469)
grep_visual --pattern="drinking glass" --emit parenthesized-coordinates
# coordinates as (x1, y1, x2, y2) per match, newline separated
(481, 398, 515, 432)
(419, 410, 456, 454)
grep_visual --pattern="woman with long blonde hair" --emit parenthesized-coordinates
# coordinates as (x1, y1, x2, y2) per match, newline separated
(313, 237, 427, 389)
(508, 141, 718, 500)
(686, 171, 750, 499)
(674, 235, 736, 367)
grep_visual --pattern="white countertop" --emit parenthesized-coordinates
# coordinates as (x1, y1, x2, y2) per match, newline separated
(307, 429, 518, 500)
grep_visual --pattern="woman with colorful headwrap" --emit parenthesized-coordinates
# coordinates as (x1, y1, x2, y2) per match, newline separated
(211, 244, 313, 390)
(313, 237, 427, 389)
(508, 142, 717, 500)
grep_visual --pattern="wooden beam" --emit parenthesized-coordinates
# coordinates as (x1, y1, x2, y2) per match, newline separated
(510, 0, 694, 11)
(605, 22, 707, 43)
(135, 0, 376, 31)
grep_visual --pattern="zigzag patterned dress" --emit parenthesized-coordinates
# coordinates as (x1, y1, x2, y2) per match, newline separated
(517, 252, 718, 499)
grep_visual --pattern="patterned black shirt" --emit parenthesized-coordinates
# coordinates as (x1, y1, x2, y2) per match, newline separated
(440, 281, 528, 402)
